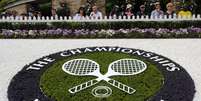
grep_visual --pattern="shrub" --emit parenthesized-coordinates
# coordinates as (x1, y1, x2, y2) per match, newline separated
(1, 21, 201, 30)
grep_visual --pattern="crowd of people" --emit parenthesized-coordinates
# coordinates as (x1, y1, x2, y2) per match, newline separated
(72, 2, 193, 20)
(0, 1, 194, 19)
(110, 2, 192, 18)
(0, 9, 42, 18)
(148, 2, 192, 18)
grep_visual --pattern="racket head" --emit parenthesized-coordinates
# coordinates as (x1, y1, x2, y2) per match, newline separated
(108, 58, 147, 76)
(62, 59, 100, 76)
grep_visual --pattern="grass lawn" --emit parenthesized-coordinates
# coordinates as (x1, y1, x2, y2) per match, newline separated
(40, 52, 164, 101)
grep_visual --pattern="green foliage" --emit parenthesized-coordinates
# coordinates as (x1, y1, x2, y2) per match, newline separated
(0, 0, 15, 7)
(0, 22, 47, 30)
(1, 21, 201, 30)
(195, 0, 201, 14)
(39, 2, 51, 16)
(159, 0, 169, 11)
(0, 0, 8, 7)
(0, 8, 5, 13)
(1, 21, 201, 38)
(40, 52, 164, 101)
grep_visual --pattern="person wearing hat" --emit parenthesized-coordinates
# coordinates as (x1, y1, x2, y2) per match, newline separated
(151, 2, 164, 18)
(136, 5, 148, 17)
(125, 4, 134, 17)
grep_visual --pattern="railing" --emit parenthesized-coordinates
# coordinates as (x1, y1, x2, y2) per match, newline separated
(0, 15, 201, 22)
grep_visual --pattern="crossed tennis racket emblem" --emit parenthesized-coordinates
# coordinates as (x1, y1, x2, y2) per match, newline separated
(62, 58, 147, 94)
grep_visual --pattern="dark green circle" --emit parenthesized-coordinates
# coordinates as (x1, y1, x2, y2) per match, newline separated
(40, 52, 164, 101)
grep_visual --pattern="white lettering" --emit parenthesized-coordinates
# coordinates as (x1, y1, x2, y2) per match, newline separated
(70, 49, 82, 54)
(84, 48, 93, 52)
(159, 60, 170, 64)
(150, 56, 164, 62)
(26, 57, 55, 71)
(94, 47, 108, 52)
(132, 50, 145, 56)
(60, 52, 71, 57)
(115, 47, 121, 52)
(162, 63, 180, 71)
(143, 53, 154, 58)
(33, 61, 48, 67)
(121, 48, 133, 54)
(26, 66, 41, 70)
(43, 57, 55, 62)
(108, 47, 117, 51)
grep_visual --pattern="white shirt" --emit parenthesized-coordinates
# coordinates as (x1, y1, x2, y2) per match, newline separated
(151, 10, 164, 18)
(73, 14, 85, 20)
(90, 11, 102, 18)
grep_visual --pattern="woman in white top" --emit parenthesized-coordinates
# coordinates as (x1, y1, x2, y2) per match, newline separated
(74, 7, 86, 20)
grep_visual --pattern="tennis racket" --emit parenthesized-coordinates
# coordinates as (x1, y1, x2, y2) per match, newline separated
(62, 59, 147, 94)
(62, 59, 133, 94)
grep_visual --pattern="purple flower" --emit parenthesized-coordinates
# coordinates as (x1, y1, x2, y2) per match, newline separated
(2, 29, 14, 36)
(55, 28, 63, 35)
(179, 28, 189, 34)
(1, 27, 201, 38)
(188, 27, 201, 33)
(73, 29, 82, 36)
(62, 29, 71, 36)
(47, 29, 55, 35)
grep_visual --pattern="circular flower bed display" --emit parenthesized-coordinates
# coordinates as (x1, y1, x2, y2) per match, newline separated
(7, 47, 195, 101)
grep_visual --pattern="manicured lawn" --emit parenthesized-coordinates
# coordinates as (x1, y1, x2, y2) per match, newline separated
(40, 52, 164, 101)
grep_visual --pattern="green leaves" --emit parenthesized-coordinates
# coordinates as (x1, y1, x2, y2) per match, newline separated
(1, 21, 201, 30)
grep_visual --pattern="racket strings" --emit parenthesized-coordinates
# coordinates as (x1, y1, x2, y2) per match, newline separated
(111, 60, 146, 74)
(63, 60, 98, 75)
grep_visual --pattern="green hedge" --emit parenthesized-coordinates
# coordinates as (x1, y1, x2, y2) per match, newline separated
(1, 21, 201, 30)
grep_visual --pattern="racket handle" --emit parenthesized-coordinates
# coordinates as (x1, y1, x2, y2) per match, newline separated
(68, 79, 99, 94)
(107, 79, 136, 94)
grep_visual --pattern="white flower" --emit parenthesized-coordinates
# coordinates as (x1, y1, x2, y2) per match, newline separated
(119, 29, 128, 34)
(106, 29, 115, 36)
(28, 30, 35, 35)
(98, 29, 107, 34)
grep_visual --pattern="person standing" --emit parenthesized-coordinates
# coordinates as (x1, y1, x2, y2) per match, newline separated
(151, 2, 164, 18)
(90, 5, 103, 19)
